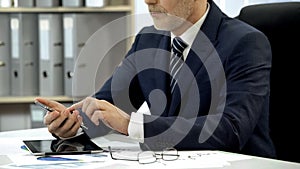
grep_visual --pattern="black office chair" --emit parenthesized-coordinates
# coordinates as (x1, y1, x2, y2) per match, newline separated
(237, 2, 300, 163)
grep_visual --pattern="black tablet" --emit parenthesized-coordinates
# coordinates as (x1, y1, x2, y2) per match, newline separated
(23, 137, 103, 156)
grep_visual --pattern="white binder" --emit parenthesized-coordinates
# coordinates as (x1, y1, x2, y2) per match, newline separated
(0, 14, 11, 96)
(10, 13, 39, 96)
(0, 0, 12, 7)
(13, 0, 34, 7)
(85, 0, 107, 7)
(38, 14, 64, 96)
(64, 13, 106, 97)
(63, 13, 126, 98)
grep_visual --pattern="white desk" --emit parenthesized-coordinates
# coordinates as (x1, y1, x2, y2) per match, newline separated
(0, 128, 299, 169)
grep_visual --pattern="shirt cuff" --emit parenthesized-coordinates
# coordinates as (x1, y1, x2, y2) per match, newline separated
(128, 101, 151, 143)
(128, 112, 144, 143)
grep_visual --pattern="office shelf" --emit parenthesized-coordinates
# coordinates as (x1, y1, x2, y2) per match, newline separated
(0, 96, 75, 104)
(0, 2, 134, 131)
(0, 5, 132, 13)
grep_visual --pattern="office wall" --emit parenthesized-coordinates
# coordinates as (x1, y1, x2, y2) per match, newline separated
(136, 0, 300, 18)
(134, 0, 152, 34)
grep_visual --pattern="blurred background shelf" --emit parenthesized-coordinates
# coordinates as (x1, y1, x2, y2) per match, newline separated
(0, 5, 132, 13)
(0, 96, 74, 104)
(0, 1, 134, 131)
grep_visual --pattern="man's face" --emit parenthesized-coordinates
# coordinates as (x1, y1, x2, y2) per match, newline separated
(145, 0, 195, 31)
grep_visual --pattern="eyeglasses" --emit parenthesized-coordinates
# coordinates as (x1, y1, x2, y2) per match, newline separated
(108, 146, 179, 164)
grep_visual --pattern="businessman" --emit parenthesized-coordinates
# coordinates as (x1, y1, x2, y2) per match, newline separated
(37, 0, 276, 158)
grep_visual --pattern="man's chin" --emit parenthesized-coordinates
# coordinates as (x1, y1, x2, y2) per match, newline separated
(152, 18, 186, 32)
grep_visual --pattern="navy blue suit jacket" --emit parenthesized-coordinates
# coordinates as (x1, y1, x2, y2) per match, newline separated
(93, 0, 276, 158)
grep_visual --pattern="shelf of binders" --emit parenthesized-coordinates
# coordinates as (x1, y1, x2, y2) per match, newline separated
(0, 5, 132, 13)
(0, 95, 76, 104)
(0, 4, 133, 104)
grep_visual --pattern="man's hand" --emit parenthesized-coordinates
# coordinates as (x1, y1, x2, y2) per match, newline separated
(68, 97, 130, 135)
(35, 97, 83, 138)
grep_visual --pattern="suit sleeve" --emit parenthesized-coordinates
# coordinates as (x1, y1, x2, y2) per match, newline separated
(142, 31, 272, 156)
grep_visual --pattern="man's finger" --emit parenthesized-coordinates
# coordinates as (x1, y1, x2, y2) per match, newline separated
(35, 97, 65, 110)
(44, 111, 60, 125)
(68, 100, 84, 111)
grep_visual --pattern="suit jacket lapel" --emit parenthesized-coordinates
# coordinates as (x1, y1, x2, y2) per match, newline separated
(154, 34, 171, 94)
(139, 32, 171, 116)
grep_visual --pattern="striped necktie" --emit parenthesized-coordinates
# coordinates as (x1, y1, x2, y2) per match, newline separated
(170, 37, 188, 93)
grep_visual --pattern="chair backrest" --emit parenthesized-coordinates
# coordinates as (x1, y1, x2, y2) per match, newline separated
(237, 2, 300, 163)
